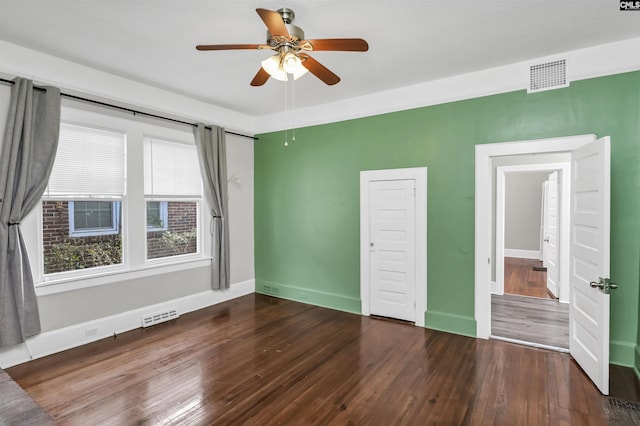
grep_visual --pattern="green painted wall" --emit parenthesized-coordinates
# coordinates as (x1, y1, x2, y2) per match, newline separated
(255, 71, 640, 365)
(636, 274, 640, 376)
(636, 251, 640, 377)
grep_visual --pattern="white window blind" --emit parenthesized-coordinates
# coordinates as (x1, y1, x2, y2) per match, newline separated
(47, 123, 125, 196)
(144, 137, 201, 197)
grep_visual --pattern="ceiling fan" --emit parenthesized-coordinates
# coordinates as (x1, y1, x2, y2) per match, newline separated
(196, 8, 369, 86)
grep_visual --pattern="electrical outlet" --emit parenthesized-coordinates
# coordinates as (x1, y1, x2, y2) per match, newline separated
(85, 327, 99, 337)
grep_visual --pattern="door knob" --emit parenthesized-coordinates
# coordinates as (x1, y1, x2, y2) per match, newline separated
(590, 281, 604, 290)
(590, 277, 618, 294)
(543, 237, 550, 243)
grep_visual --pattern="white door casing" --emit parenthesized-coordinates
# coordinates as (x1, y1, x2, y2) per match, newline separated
(369, 179, 416, 321)
(475, 134, 595, 340)
(569, 136, 611, 395)
(546, 171, 560, 297)
(541, 180, 549, 268)
(360, 167, 427, 327)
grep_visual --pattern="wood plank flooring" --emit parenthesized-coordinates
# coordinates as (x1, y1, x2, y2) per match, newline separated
(504, 257, 552, 299)
(492, 294, 569, 349)
(493, 257, 569, 349)
(5, 294, 636, 425)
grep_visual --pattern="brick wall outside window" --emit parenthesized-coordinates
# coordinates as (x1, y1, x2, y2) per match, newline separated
(42, 201, 198, 273)
(42, 201, 121, 274)
(147, 202, 198, 259)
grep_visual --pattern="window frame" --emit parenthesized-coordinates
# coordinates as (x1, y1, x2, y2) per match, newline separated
(69, 200, 122, 237)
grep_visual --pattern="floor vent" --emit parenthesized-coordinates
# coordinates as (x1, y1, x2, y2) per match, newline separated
(528, 59, 568, 93)
(141, 309, 178, 328)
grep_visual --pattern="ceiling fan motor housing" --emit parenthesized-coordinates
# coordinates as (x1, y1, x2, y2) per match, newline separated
(267, 24, 305, 45)
(277, 8, 295, 24)
(266, 8, 305, 45)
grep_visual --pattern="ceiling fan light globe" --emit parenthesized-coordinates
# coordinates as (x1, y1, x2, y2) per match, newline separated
(290, 66, 309, 80)
(282, 53, 299, 71)
(261, 55, 288, 81)
(282, 52, 309, 80)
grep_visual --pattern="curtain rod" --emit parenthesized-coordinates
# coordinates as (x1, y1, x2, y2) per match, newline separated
(0, 77, 258, 141)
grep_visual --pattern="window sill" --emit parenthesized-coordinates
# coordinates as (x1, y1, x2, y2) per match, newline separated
(35, 257, 212, 296)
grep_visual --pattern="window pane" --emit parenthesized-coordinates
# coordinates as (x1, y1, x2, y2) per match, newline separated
(43, 200, 123, 274)
(73, 201, 114, 230)
(147, 201, 197, 259)
(146, 201, 167, 230)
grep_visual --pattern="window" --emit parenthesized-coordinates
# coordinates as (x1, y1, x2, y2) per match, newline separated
(42, 123, 125, 275)
(146, 201, 198, 259)
(69, 201, 121, 236)
(146, 201, 168, 231)
(34, 107, 206, 286)
(144, 137, 201, 260)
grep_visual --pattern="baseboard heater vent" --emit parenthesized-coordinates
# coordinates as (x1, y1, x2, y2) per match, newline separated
(141, 309, 178, 328)
(528, 59, 568, 93)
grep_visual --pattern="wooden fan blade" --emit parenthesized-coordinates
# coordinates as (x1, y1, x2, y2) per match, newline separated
(250, 68, 270, 86)
(299, 53, 340, 85)
(256, 8, 289, 38)
(196, 44, 266, 51)
(300, 38, 369, 52)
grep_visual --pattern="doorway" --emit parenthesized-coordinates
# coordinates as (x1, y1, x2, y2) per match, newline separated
(360, 167, 427, 326)
(475, 134, 613, 395)
(492, 162, 571, 350)
(494, 163, 570, 300)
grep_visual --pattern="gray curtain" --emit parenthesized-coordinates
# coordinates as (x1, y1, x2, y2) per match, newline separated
(194, 124, 230, 290)
(0, 78, 61, 348)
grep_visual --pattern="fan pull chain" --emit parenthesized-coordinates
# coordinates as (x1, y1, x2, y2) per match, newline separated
(284, 75, 288, 146)
(292, 77, 296, 143)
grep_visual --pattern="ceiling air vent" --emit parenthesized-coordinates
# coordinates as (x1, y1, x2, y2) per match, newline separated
(528, 59, 568, 93)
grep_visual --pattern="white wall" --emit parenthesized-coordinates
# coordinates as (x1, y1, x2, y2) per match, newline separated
(504, 172, 549, 253)
(226, 133, 255, 284)
(0, 66, 254, 366)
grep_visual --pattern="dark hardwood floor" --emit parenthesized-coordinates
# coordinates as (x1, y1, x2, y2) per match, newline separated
(6, 294, 639, 425)
(504, 257, 552, 299)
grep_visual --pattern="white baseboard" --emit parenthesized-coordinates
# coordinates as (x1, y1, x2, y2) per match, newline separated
(504, 249, 541, 260)
(0, 279, 255, 368)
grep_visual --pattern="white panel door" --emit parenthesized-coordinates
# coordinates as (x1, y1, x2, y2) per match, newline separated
(369, 179, 416, 322)
(546, 171, 559, 297)
(569, 136, 611, 395)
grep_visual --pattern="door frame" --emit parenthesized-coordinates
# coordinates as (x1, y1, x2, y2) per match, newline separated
(475, 135, 596, 339)
(360, 167, 427, 327)
(495, 163, 570, 301)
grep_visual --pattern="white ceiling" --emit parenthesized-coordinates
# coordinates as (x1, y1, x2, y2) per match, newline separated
(1, 1, 639, 117)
